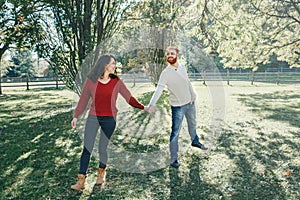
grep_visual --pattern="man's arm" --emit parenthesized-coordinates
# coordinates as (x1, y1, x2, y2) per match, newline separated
(188, 81, 197, 101)
(147, 71, 167, 113)
(181, 64, 196, 101)
(149, 84, 164, 106)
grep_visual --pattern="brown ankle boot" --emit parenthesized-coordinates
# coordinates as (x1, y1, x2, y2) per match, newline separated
(96, 168, 106, 185)
(71, 174, 86, 190)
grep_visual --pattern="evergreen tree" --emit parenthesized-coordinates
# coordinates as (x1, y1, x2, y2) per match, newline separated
(4, 50, 36, 77)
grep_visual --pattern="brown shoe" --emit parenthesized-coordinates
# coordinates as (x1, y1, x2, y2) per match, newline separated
(71, 174, 86, 190)
(96, 168, 106, 185)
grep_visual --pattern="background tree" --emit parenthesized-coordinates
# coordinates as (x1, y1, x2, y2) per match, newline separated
(119, 0, 189, 85)
(184, 0, 299, 71)
(36, 0, 135, 94)
(2, 0, 298, 95)
(3, 49, 37, 78)
(0, 0, 48, 94)
(256, 54, 289, 72)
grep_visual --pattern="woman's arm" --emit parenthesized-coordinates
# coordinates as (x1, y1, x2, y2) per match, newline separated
(118, 80, 144, 110)
(73, 78, 92, 118)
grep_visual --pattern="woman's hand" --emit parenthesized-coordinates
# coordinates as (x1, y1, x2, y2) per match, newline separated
(71, 118, 78, 128)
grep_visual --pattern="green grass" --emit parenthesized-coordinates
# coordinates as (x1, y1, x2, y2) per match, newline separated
(0, 83, 299, 199)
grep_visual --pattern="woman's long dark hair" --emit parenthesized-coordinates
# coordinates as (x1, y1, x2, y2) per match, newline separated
(87, 54, 118, 82)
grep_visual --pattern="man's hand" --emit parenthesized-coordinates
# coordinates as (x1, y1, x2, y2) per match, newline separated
(144, 105, 155, 114)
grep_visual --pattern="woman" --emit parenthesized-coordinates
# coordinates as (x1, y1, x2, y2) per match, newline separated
(71, 54, 147, 190)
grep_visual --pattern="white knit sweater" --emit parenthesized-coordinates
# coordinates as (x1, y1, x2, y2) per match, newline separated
(149, 63, 196, 106)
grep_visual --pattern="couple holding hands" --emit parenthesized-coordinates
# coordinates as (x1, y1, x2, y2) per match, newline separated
(71, 47, 208, 191)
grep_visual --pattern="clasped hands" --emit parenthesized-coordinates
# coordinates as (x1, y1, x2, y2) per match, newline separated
(144, 105, 155, 114)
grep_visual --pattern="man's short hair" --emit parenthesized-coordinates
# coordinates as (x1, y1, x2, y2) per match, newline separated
(166, 46, 179, 54)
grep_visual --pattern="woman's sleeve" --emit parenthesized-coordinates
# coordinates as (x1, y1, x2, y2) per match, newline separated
(118, 80, 144, 110)
(73, 79, 92, 118)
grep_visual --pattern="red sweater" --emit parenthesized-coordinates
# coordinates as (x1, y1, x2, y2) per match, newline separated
(74, 77, 144, 118)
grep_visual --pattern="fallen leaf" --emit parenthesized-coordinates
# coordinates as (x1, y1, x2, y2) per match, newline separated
(284, 170, 291, 177)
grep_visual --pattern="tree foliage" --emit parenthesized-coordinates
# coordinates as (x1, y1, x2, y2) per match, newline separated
(117, 0, 189, 85)
(185, 0, 300, 70)
(0, 0, 48, 94)
(0, 0, 47, 62)
(1, 0, 299, 95)
(36, 0, 134, 94)
(3, 49, 37, 77)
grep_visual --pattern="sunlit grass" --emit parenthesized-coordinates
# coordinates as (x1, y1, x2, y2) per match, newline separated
(0, 83, 299, 199)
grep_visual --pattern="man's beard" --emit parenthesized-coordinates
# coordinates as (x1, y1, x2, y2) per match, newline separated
(167, 57, 177, 64)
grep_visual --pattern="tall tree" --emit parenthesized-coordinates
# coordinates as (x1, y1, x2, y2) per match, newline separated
(119, 0, 189, 85)
(3, 49, 37, 77)
(37, 0, 134, 94)
(185, 0, 300, 70)
(0, 0, 47, 94)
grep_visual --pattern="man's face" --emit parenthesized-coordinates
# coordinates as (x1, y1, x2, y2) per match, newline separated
(166, 49, 177, 65)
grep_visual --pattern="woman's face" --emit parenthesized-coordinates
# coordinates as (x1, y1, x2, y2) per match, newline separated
(105, 57, 116, 74)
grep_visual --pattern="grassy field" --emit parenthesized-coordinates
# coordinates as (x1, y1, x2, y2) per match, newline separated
(0, 82, 299, 200)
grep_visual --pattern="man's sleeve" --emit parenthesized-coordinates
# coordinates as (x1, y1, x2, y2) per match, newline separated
(188, 81, 197, 100)
(149, 72, 167, 106)
(182, 65, 196, 100)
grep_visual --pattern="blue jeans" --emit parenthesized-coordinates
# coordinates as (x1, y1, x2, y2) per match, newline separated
(170, 102, 200, 162)
(79, 115, 116, 175)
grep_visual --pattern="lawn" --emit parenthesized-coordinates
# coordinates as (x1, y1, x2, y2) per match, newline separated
(0, 82, 299, 199)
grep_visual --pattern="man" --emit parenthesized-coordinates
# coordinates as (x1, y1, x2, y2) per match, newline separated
(147, 46, 208, 168)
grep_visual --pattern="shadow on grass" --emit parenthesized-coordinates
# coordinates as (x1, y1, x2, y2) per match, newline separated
(1, 90, 223, 199)
(168, 154, 223, 200)
(0, 91, 84, 199)
(78, 90, 224, 199)
(228, 90, 300, 198)
(3, 88, 298, 199)
(236, 91, 300, 127)
(87, 156, 223, 200)
(215, 123, 300, 199)
(112, 98, 170, 153)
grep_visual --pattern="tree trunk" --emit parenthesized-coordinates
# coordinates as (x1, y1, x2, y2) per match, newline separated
(0, 44, 10, 95)
(83, 0, 93, 58)
(0, 69, 2, 95)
